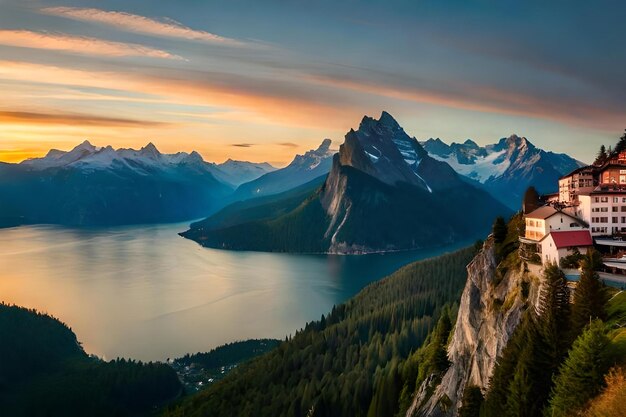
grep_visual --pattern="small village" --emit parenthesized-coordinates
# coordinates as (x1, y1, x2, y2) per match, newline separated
(520, 145, 626, 288)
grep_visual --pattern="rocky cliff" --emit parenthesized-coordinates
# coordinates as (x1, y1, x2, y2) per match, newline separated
(408, 237, 542, 417)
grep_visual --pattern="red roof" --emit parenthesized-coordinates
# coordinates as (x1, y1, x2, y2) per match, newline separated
(549, 230, 593, 249)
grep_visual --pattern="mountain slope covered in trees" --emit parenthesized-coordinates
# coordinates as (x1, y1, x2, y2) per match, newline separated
(163, 245, 479, 417)
(0, 303, 182, 417)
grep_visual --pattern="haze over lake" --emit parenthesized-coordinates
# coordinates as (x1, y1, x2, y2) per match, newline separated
(0, 223, 471, 361)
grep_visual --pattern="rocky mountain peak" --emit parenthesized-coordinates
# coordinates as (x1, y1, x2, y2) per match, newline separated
(378, 110, 401, 130)
(140, 142, 161, 158)
(75, 139, 96, 152)
(463, 139, 479, 148)
(317, 138, 332, 152)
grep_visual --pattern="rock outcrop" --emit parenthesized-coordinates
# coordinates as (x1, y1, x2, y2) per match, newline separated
(408, 238, 542, 417)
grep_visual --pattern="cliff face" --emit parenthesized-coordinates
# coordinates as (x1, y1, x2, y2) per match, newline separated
(408, 238, 541, 417)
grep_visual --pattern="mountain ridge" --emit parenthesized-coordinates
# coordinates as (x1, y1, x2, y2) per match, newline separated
(422, 135, 585, 209)
(231, 138, 336, 201)
(183, 111, 511, 254)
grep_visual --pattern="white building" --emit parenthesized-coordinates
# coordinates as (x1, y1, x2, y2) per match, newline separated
(578, 192, 626, 236)
(524, 206, 586, 242)
(540, 230, 593, 266)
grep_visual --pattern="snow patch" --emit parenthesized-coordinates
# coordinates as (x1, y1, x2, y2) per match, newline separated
(430, 149, 510, 183)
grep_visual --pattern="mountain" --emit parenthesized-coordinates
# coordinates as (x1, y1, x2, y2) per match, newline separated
(183, 112, 511, 253)
(0, 141, 234, 227)
(422, 136, 585, 209)
(211, 159, 276, 187)
(182, 174, 327, 234)
(0, 303, 181, 416)
(231, 139, 335, 201)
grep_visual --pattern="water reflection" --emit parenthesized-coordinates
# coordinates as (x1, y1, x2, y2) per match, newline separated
(0, 223, 472, 361)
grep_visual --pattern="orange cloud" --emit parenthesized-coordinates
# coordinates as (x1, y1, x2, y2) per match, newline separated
(305, 74, 626, 132)
(42, 7, 241, 45)
(0, 61, 358, 130)
(0, 30, 180, 59)
(0, 110, 171, 127)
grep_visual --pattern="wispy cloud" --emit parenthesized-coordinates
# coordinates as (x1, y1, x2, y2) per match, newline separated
(42, 6, 241, 45)
(0, 30, 180, 59)
(231, 143, 255, 147)
(0, 110, 170, 127)
(277, 142, 298, 148)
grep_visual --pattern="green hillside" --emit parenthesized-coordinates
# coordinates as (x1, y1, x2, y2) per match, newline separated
(163, 245, 479, 417)
(0, 303, 182, 416)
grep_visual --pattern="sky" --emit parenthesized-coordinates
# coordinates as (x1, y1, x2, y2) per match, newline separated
(0, 0, 624, 166)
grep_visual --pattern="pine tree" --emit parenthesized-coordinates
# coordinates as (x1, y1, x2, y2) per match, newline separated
(571, 250, 608, 338)
(493, 217, 507, 244)
(458, 385, 483, 417)
(545, 320, 610, 417)
(483, 311, 536, 417)
(613, 129, 626, 154)
(523, 186, 541, 214)
(505, 348, 536, 417)
(537, 264, 571, 360)
(594, 145, 607, 165)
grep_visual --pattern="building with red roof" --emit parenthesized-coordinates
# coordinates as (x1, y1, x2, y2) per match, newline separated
(540, 230, 594, 266)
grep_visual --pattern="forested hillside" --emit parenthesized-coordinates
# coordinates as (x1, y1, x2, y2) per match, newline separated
(478, 255, 626, 417)
(0, 303, 182, 416)
(163, 244, 479, 417)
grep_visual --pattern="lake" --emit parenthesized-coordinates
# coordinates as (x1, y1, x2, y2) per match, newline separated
(0, 222, 472, 361)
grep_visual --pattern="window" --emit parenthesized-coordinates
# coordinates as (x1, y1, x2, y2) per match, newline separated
(595, 197, 600, 203)
(622, 217, 626, 223)
(601, 197, 609, 203)
(614, 197, 620, 203)
(570, 223, 578, 227)
(601, 217, 608, 223)
(613, 217, 618, 223)
(601, 207, 609, 212)
(613, 206, 619, 212)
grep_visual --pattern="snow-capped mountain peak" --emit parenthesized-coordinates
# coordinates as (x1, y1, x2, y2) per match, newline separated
(422, 135, 585, 209)
(340, 111, 439, 191)
(290, 138, 334, 171)
(139, 142, 161, 159)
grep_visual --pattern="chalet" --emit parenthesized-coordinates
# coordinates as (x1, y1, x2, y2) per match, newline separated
(540, 230, 593, 266)
(523, 206, 585, 242)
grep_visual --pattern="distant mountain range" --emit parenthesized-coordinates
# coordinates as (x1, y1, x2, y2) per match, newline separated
(0, 138, 336, 228)
(211, 159, 276, 188)
(232, 139, 335, 201)
(422, 136, 585, 209)
(0, 141, 243, 227)
(0, 116, 583, 230)
(182, 112, 511, 253)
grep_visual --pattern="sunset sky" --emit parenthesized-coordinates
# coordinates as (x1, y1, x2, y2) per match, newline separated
(0, 0, 624, 166)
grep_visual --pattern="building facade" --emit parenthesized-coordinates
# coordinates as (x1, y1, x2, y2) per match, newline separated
(524, 206, 585, 241)
(578, 192, 626, 236)
(539, 230, 593, 266)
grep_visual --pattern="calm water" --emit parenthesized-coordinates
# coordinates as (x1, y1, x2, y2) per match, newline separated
(0, 223, 470, 361)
